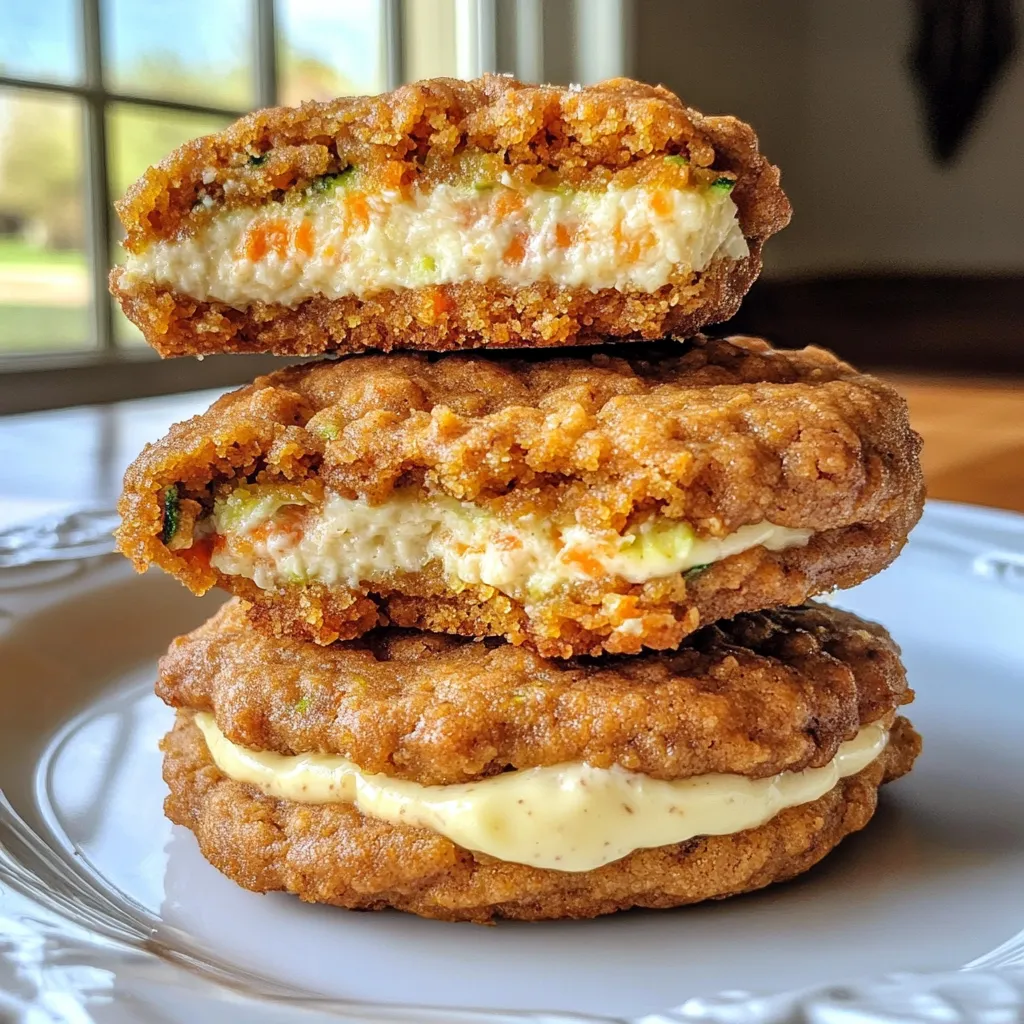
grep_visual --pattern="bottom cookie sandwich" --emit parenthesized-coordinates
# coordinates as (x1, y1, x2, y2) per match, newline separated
(157, 601, 920, 923)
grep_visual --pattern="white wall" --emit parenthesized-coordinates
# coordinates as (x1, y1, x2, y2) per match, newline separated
(635, 0, 1024, 276)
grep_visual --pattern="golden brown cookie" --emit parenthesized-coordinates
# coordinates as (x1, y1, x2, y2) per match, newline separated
(119, 336, 923, 656)
(163, 713, 918, 922)
(110, 75, 790, 357)
(159, 599, 920, 922)
(158, 600, 915, 785)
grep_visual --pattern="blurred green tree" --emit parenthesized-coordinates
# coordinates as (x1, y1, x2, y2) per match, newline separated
(0, 48, 355, 253)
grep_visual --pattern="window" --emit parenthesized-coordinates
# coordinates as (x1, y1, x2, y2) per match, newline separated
(0, 0, 403, 411)
(0, 0, 622, 412)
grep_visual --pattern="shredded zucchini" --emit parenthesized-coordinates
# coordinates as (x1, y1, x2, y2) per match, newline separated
(161, 485, 180, 545)
(311, 165, 356, 194)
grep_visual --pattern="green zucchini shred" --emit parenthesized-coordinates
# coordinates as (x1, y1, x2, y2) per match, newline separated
(684, 563, 710, 580)
(710, 176, 736, 191)
(311, 421, 340, 441)
(664, 154, 689, 166)
(161, 485, 180, 545)
(311, 165, 356, 193)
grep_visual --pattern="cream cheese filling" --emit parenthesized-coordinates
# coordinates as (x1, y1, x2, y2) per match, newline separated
(206, 488, 813, 600)
(122, 181, 748, 305)
(195, 713, 889, 872)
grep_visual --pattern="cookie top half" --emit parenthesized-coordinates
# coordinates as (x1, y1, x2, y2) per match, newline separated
(158, 599, 914, 787)
(110, 75, 789, 357)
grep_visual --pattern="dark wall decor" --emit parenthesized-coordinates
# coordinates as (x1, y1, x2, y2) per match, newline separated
(909, 0, 1018, 163)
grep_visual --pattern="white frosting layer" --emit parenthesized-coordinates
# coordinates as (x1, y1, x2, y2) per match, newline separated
(195, 713, 889, 872)
(207, 488, 813, 599)
(122, 181, 748, 305)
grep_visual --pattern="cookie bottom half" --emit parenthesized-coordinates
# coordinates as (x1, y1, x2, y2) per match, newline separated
(162, 712, 919, 923)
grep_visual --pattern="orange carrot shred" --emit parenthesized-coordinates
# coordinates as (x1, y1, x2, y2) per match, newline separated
(432, 288, 454, 316)
(494, 534, 524, 551)
(294, 219, 315, 256)
(244, 225, 268, 261)
(265, 219, 289, 258)
(181, 538, 213, 570)
(564, 549, 604, 576)
(651, 190, 673, 217)
(503, 232, 528, 264)
(493, 189, 526, 219)
(346, 194, 370, 231)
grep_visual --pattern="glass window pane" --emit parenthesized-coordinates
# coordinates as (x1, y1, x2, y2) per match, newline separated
(278, 0, 385, 105)
(404, 0, 457, 82)
(107, 104, 232, 345)
(0, 89, 89, 352)
(0, 0, 81, 84)
(102, 0, 253, 110)
(107, 103, 232, 203)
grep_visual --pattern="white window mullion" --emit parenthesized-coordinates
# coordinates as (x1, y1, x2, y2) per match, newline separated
(514, 0, 544, 82)
(382, 0, 405, 91)
(253, 0, 278, 107)
(456, 0, 498, 79)
(80, 0, 114, 353)
(574, 0, 634, 84)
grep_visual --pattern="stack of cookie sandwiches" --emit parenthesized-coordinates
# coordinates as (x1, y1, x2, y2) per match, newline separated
(114, 76, 924, 922)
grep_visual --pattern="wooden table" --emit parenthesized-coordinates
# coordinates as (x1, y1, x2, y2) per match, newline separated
(890, 376, 1024, 514)
(0, 377, 1021, 524)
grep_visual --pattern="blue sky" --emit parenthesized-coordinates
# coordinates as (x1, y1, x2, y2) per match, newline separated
(0, 0, 382, 99)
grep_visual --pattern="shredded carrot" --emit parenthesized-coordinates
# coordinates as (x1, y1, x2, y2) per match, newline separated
(606, 594, 640, 622)
(650, 190, 673, 217)
(244, 224, 268, 261)
(273, 515, 306, 544)
(294, 219, 315, 257)
(432, 287, 454, 316)
(623, 231, 657, 264)
(419, 287, 454, 323)
(492, 189, 526, 219)
(230, 537, 255, 559)
(346, 194, 371, 231)
(503, 232, 528, 264)
(554, 223, 575, 248)
(247, 508, 306, 546)
(180, 538, 213, 571)
(563, 548, 605, 576)
(494, 533, 524, 551)
(264, 219, 290, 259)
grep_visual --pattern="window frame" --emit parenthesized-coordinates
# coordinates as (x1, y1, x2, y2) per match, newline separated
(0, 0, 405, 413)
(0, 0, 636, 413)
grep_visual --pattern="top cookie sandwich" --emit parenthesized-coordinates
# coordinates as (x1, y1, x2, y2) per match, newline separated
(116, 335, 924, 657)
(110, 75, 790, 358)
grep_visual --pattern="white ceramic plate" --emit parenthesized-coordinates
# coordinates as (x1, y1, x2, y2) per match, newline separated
(2, 500, 1024, 1024)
